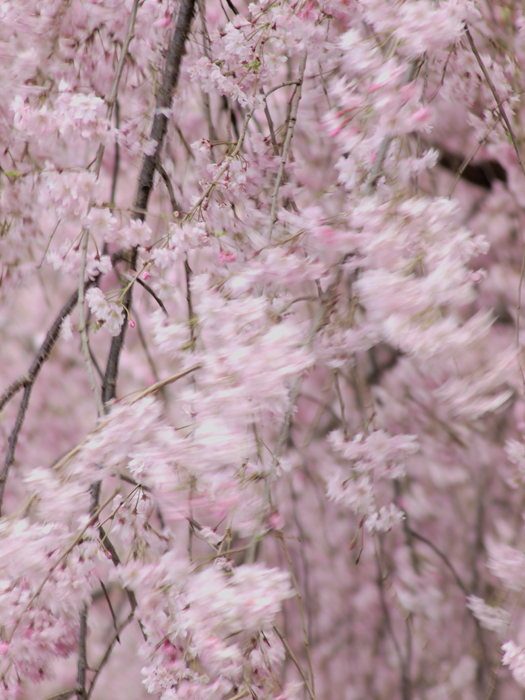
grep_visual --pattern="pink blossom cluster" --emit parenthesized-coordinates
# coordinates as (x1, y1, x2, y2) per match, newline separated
(2, 0, 525, 699)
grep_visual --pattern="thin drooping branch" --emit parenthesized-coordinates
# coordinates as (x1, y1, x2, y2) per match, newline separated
(112, 255, 168, 315)
(0, 249, 126, 516)
(78, 229, 105, 416)
(375, 549, 411, 700)
(0, 285, 89, 415)
(75, 9, 147, 687)
(274, 626, 316, 700)
(156, 159, 181, 214)
(136, 276, 169, 315)
(102, 0, 196, 406)
(267, 51, 307, 239)
(277, 531, 315, 693)
(43, 691, 76, 700)
(0, 281, 95, 515)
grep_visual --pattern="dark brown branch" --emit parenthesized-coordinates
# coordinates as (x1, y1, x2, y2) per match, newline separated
(110, 255, 169, 316)
(75, 607, 88, 699)
(225, 0, 239, 15)
(0, 376, 28, 413)
(98, 524, 139, 614)
(99, 579, 120, 642)
(184, 258, 196, 347)
(135, 0, 196, 220)
(137, 277, 169, 315)
(102, 0, 196, 407)
(438, 148, 507, 189)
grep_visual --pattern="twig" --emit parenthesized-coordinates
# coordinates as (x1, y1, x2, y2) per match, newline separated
(275, 261, 345, 460)
(98, 524, 139, 613)
(273, 626, 316, 700)
(99, 579, 120, 641)
(334, 371, 348, 440)
(0, 251, 125, 514)
(86, 611, 135, 700)
(136, 276, 168, 315)
(7, 487, 120, 642)
(42, 691, 76, 700)
(267, 51, 307, 238)
(132, 309, 168, 403)
(79, 0, 141, 417)
(375, 541, 411, 700)
(277, 532, 315, 693)
(128, 364, 202, 404)
(184, 105, 255, 221)
(110, 100, 121, 206)
(112, 105, 256, 306)
(406, 527, 469, 595)
(78, 229, 105, 416)
(0, 375, 28, 414)
(156, 159, 181, 213)
(51, 364, 201, 475)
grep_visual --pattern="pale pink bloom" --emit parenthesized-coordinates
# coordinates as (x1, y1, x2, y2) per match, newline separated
(489, 545, 525, 591)
(86, 208, 117, 240)
(105, 304, 125, 336)
(218, 250, 236, 263)
(502, 642, 525, 687)
(143, 138, 158, 156)
(365, 504, 405, 534)
(326, 472, 375, 514)
(467, 596, 510, 638)
(118, 218, 153, 246)
(153, 12, 171, 28)
(85, 287, 109, 321)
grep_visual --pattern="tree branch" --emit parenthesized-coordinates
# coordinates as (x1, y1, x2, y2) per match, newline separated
(0, 280, 97, 515)
(102, 0, 196, 406)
